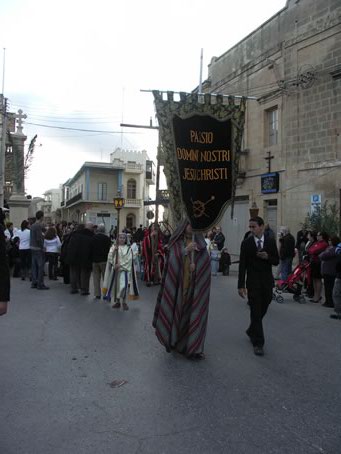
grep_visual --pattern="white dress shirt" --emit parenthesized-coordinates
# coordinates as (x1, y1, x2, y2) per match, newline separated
(254, 234, 265, 250)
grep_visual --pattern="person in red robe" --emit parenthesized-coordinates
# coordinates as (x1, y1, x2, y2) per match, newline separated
(141, 223, 164, 286)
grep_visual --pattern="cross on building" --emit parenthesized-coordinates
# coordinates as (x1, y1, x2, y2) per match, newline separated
(14, 109, 27, 135)
(264, 151, 274, 173)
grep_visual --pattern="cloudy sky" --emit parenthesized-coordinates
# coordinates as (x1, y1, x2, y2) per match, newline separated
(1, 0, 286, 197)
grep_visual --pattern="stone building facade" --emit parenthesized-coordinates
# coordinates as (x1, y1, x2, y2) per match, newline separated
(60, 148, 155, 232)
(205, 0, 341, 254)
(0, 95, 18, 204)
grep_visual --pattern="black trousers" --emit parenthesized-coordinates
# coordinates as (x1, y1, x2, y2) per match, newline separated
(19, 249, 31, 278)
(46, 252, 59, 279)
(70, 265, 91, 293)
(323, 274, 336, 306)
(247, 283, 273, 347)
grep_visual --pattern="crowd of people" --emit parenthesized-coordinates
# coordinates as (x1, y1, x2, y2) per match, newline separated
(1, 208, 340, 360)
(294, 228, 341, 313)
(238, 217, 341, 356)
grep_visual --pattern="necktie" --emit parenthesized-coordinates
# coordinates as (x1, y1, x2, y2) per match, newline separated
(257, 239, 262, 251)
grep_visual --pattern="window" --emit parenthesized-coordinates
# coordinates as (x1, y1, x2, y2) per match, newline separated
(126, 214, 135, 229)
(266, 107, 278, 146)
(97, 183, 107, 201)
(127, 179, 136, 199)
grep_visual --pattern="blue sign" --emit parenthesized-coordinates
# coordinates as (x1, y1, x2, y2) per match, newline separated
(311, 194, 321, 204)
(261, 172, 279, 194)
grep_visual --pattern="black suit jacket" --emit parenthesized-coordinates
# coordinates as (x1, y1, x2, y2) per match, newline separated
(238, 234, 279, 290)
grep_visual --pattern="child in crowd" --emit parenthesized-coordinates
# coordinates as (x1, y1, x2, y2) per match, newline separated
(8, 237, 21, 277)
(220, 247, 231, 276)
(44, 227, 62, 280)
(210, 242, 221, 276)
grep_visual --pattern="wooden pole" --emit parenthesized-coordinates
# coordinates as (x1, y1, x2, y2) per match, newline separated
(155, 131, 161, 225)
(113, 207, 121, 302)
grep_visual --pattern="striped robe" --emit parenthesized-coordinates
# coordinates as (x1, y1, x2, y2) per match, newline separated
(152, 222, 211, 357)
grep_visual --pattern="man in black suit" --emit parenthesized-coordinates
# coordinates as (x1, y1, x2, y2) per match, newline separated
(238, 216, 279, 356)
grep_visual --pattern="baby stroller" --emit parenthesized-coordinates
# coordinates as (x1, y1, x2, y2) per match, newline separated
(273, 258, 311, 303)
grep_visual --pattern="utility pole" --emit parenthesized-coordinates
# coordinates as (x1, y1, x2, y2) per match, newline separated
(0, 95, 7, 207)
(120, 120, 161, 224)
(0, 48, 7, 208)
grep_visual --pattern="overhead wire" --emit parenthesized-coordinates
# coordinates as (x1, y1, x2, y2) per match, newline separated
(208, 60, 340, 98)
(25, 122, 143, 134)
(25, 116, 121, 124)
(8, 105, 120, 121)
(8, 99, 118, 115)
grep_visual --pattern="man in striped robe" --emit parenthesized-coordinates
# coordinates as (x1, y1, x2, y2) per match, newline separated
(152, 221, 211, 359)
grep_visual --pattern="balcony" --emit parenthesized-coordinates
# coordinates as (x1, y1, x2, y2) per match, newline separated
(125, 162, 143, 173)
(124, 198, 142, 208)
(111, 159, 143, 173)
(65, 192, 83, 207)
(145, 171, 156, 185)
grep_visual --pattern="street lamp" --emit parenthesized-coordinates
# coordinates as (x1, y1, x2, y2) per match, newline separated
(113, 193, 125, 236)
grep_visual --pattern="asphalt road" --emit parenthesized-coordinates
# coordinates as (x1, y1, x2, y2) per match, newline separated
(1, 272, 340, 454)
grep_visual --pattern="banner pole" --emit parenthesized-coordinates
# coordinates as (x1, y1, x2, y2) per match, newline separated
(191, 233, 195, 273)
(1, 48, 5, 95)
(141, 89, 257, 100)
(199, 48, 203, 94)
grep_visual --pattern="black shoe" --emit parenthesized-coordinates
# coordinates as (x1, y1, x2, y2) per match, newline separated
(189, 353, 205, 360)
(70, 290, 79, 294)
(322, 302, 334, 308)
(330, 314, 341, 320)
(80, 292, 90, 296)
(31, 284, 37, 289)
(37, 285, 49, 290)
(310, 297, 322, 303)
(95, 296, 101, 300)
(253, 346, 264, 356)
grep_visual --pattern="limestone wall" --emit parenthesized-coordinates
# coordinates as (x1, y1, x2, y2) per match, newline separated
(208, 0, 341, 236)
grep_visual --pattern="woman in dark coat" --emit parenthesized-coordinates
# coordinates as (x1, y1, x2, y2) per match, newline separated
(0, 208, 10, 315)
(307, 231, 329, 303)
(319, 235, 340, 308)
(65, 223, 94, 295)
